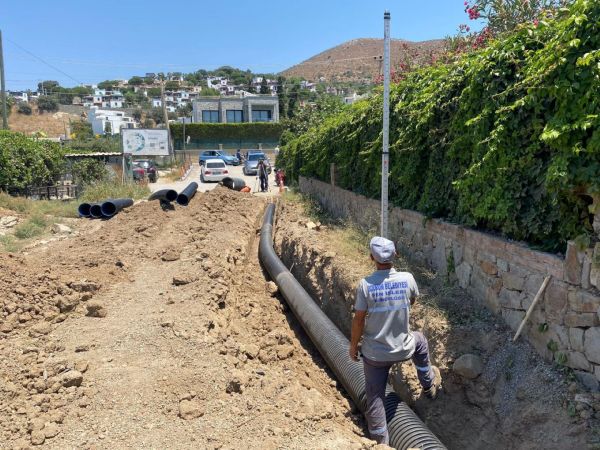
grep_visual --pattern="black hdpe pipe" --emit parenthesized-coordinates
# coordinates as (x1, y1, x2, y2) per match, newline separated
(221, 177, 246, 191)
(148, 189, 178, 202)
(259, 204, 446, 450)
(78, 202, 93, 217)
(176, 182, 198, 206)
(89, 203, 104, 219)
(100, 198, 134, 218)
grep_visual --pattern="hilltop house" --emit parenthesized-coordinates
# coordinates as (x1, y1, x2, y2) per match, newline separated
(82, 89, 124, 108)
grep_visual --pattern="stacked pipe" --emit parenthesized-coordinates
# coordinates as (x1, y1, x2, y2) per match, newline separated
(258, 204, 446, 450)
(78, 198, 133, 219)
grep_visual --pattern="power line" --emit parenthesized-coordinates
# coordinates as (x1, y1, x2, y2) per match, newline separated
(5, 37, 83, 85)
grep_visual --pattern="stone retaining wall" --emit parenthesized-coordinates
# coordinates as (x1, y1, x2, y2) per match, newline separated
(299, 176, 600, 390)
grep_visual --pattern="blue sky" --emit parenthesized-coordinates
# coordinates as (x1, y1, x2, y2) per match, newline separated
(2, 1, 474, 90)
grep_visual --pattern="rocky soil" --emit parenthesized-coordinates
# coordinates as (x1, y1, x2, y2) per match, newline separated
(0, 188, 380, 449)
(274, 199, 595, 450)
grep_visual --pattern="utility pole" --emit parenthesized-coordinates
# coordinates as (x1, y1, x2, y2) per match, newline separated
(160, 78, 173, 160)
(0, 30, 8, 130)
(381, 11, 391, 238)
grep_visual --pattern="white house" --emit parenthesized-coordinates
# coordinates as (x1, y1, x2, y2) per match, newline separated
(8, 91, 29, 102)
(88, 108, 136, 135)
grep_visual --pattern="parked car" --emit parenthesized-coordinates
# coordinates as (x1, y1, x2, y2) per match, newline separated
(132, 159, 158, 182)
(243, 152, 272, 176)
(200, 159, 229, 183)
(198, 150, 240, 166)
(132, 166, 146, 183)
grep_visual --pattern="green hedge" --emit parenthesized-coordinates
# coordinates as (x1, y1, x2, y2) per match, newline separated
(170, 123, 283, 142)
(0, 131, 66, 190)
(278, 0, 600, 252)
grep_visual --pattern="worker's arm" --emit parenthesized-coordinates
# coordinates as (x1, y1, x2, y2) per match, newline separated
(349, 310, 367, 361)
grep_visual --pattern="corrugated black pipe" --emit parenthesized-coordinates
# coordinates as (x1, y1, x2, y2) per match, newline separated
(78, 202, 93, 217)
(259, 204, 446, 450)
(89, 204, 104, 219)
(101, 198, 134, 217)
(222, 177, 246, 191)
(176, 182, 198, 206)
(148, 189, 178, 202)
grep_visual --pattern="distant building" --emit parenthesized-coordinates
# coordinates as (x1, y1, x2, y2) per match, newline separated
(192, 96, 279, 124)
(82, 89, 124, 108)
(343, 93, 366, 105)
(8, 91, 29, 103)
(88, 108, 136, 135)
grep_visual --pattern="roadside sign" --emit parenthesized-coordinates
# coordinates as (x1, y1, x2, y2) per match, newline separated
(122, 129, 169, 156)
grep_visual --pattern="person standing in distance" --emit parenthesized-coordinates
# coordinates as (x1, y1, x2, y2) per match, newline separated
(258, 159, 269, 193)
(349, 236, 441, 445)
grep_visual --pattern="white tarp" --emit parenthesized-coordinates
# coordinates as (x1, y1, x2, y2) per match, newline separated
(122, 129, 169, 156)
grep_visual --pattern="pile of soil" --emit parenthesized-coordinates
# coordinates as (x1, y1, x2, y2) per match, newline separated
(274, 199, 593, 449)
(0, 188, 377, 449)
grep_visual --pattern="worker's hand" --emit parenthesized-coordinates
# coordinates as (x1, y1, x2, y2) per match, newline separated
(349, 345, 359, 362)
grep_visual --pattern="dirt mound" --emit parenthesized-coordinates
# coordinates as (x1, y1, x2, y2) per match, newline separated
(274, 199, 592, 449)
(0, 188, 372, 448)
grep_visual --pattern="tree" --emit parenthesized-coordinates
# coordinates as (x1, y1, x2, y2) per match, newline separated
(37, 80, 59, 94)
(97, 80, 119, 90)
(201, 87, 220, 96)
(147, 87, 161, 98)
(17, 103, 32, 115)
(260, 78, 270, 95)
(276, 76, 288, 118)
(165, 81, 180, 91)
(37, 96, 58, 113)
(70, 120, 93, 139)
(104, 121, 112, 134)
(131, 109, 143, 121)
(128, 76, 144, 86)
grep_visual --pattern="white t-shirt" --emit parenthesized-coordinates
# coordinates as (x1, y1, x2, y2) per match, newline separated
(355, 268, 419, 362)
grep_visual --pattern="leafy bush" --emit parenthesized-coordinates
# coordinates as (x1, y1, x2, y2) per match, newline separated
(14, 216, 46, 239)
(278, 0, 599, 252)
(0, 131, 66, 189)
(37, 96, 58, 113)
(17, 103, 32, 115)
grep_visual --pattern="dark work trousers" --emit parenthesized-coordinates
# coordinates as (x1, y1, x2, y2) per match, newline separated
(362, 331, 434, 444)
(259, 174, 268, 192)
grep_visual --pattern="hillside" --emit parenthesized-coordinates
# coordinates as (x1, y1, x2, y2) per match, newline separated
(7, 105, 81, 138)
(282, 38, 446, 82)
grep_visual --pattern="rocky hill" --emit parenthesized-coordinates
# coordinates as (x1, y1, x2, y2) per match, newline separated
(282, 38, 446, 83)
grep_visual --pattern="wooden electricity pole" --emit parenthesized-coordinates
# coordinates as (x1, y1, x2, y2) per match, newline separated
(0, 30, 8, 130)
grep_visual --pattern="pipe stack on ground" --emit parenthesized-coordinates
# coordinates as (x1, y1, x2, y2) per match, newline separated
(176, 182, 198, 206)
(148, 189, 178, 203)
(78, 198, 134, 219)
(258, 204, 446, 450)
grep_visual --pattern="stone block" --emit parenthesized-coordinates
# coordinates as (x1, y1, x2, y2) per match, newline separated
(595, 365, 600, 383)
(463, 246, 476, 265)
(524, 273, 545, 296)
(568, 290, 600, 313)
(548, 324, 570, 348)
(565, 312, 599, 328)
(470, 267, 490, 301)
(575, 370, 599, 392)
(452, 242, 464, 266)
(591, 244, 600, 289)
(499, 288, 524, 310)
(567, 351, 592, 372)
(497, 258, 508, 273)
(565, 241, 584, 285)
(569, 327, 585, 353)
(544, 280, 568, 324)
(431, 238, 448, 275)
(502, 272, 526, 292)
(455, 262, 472, 290)
(582, 256, 592, 289)
(502, 309, 525, 333)
(479, 260, 498, 276)
(584, 327, 600, 364)
(521, 294, 534, 310)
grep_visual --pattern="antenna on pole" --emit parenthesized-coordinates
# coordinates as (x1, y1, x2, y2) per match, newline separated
(381, 11, 391, 238)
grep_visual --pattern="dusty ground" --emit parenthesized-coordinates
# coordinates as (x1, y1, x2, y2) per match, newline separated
(274, 198, 595, 450)
(0, 188, 380, 449)
(7, 105, 81, 138)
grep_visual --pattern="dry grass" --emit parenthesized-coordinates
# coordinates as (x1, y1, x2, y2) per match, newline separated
(79, 181, 150, 202)
(7, 105, 80, 138)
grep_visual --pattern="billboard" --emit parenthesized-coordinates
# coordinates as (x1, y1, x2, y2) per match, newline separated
(122, 129, 169, 156)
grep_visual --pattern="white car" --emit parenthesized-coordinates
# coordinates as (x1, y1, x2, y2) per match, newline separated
(200, 159, 229, 182)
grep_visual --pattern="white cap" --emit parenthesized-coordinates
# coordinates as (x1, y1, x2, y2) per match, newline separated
(369, 236, 396, 264)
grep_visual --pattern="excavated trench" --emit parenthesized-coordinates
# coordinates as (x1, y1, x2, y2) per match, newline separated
(273, 200, 591, 450)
